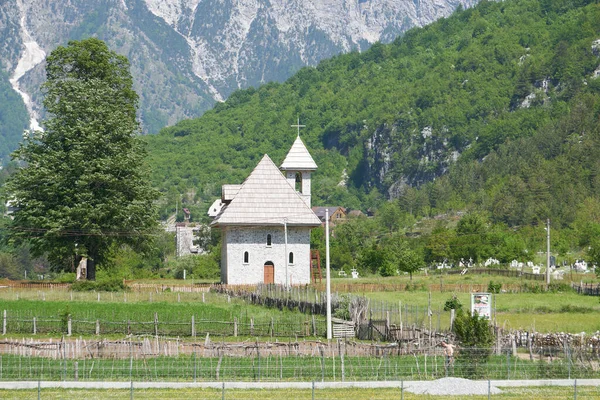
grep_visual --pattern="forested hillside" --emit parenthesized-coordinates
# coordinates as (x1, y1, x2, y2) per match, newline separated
(146, 0, 600, 232)
(0, 64, 28, 165)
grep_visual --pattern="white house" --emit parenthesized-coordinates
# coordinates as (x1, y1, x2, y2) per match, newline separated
(210, 137, 321, 285)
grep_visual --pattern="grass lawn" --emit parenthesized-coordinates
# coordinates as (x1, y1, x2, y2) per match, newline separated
(363, 291, 600, 333)
(0, 385, 599, 399)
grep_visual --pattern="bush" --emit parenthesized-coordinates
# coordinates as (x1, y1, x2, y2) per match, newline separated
(444, 295, 463, 311)
(487, 280, 501, 294)
(453, 310, 495, 378)
(71, 278, 127, 292)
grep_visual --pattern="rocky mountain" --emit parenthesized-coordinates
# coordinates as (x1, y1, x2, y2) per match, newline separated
(0, 0, 477, 160)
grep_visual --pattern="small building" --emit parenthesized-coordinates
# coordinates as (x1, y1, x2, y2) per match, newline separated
(311, 206, 346, 228)
(210, 137, 321, 285)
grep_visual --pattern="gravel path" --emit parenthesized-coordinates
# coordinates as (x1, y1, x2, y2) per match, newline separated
(404, 377, 502, 396)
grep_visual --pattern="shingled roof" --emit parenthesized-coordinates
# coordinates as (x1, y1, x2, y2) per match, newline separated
(211, 155, 321, 227)
(280, 136, 318, 171)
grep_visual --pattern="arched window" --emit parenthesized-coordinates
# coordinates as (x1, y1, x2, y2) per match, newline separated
(288, 252, 294, 264)
(266, 234, 272, 246)
(295, 172, 302, 193)
(243, 251, 249, 264)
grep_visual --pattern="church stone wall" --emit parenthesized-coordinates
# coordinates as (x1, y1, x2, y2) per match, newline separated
(222, 225, 311, 285)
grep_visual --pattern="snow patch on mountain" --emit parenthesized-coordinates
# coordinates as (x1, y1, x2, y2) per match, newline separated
(10, 0, 45, 132)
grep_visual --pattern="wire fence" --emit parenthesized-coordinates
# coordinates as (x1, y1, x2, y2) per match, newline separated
(1, 311, 327, 338)
(3, 382, 600, 400)
(0, 342, 599, 382)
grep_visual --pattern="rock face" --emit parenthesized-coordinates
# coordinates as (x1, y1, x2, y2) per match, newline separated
(1, 0, 477, 134)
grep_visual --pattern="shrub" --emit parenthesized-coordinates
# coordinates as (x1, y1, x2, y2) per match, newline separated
(453, 310, 495, 378)
(71, 278, 126, 292)
(487, 280, 502, 294)
(444, 295, 463, 311)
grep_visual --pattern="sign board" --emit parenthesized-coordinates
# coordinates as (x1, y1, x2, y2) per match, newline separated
(471, 293, 492, 320)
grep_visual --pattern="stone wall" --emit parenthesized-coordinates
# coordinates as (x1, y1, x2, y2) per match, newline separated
(222, 225, 311, 285)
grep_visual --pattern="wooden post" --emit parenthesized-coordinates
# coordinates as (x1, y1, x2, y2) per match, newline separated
(386, 311, 390, 340)
(234, 317, 238, 337)
(251, 318, 254, 336)
(67, 315, 72, 336)
(74, 361, 79, 381)
(202, 292, 205, 303)
(154, 312, 159, 337)
(192, 315, 196, 338)
(270, 317, 274, 338)
(33, 317, 36, 335)
(96, 320, 100, 335)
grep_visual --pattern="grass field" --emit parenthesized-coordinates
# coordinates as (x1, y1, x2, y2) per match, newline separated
(0, 385, 599, 399)
(363, 290, 600, 332)
(0, 350, 596, 382)
(1, 269, 599, 336)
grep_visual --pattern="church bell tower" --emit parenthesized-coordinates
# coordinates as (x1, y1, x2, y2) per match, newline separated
(280, 122, 317, 207)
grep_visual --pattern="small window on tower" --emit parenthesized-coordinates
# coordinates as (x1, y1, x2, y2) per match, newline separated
(289, 252, 294, 265)
(266, 234, 272, 246)
(243, 251, 249, 264)
(295, 172, 302, 193)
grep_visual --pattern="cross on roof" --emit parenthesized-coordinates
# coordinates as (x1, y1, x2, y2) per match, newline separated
(291, 117, 305, 137)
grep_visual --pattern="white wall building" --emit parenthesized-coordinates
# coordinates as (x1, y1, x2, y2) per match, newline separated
(210, 137, 320, 285)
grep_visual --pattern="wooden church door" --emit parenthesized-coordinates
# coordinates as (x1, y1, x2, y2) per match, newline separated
(264, 262, 274, 284)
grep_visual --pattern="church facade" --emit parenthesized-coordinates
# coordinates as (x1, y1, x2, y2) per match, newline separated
(209, 137, 321, 285)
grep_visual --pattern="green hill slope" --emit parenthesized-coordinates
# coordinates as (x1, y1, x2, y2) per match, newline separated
(0, 66, 29, 165)
(146, 0, 600, 227)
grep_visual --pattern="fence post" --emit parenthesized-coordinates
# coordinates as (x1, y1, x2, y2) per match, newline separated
(506, 348, 510, 379)
(193, 350, 197, 383)
(154, 313, 158, 337)
(96, 320, 100, 336)
(192, 315, 196, 338)
(62, 337, 67, 381)
(33, 317, 36, 335)
(251, 318, 254, 336)
(129, 343, 133, 382)
(312, 381, 315, 400)
(234, 317, 238, 337)
(270, 318, 274, 338)
(3, 310, 6, 335)
(74, 361, 78, 381)
(202, 292, 205, 303)
(67, 315, 72, 336)
(574, 379, 577, 400)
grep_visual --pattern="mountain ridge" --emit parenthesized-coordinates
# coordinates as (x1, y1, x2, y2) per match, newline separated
(0, 0, 477, 163)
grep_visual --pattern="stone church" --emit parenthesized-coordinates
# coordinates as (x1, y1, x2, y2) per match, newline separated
(209, 136, 321, 285)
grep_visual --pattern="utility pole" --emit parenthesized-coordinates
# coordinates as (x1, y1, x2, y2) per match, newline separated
(326, 208, 332, 340)
(284, 218, 288, 287)
(546, 218, 551, 285)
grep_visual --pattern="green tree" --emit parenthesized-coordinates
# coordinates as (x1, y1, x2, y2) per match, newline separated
(6, 38, 159, 280)
(452, 310, 495, 378)
(385, 233, 424, 280)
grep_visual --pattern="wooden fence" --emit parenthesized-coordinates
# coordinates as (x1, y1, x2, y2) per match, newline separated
(572, 283, 600, 296)
(446, 268, 546, 281)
